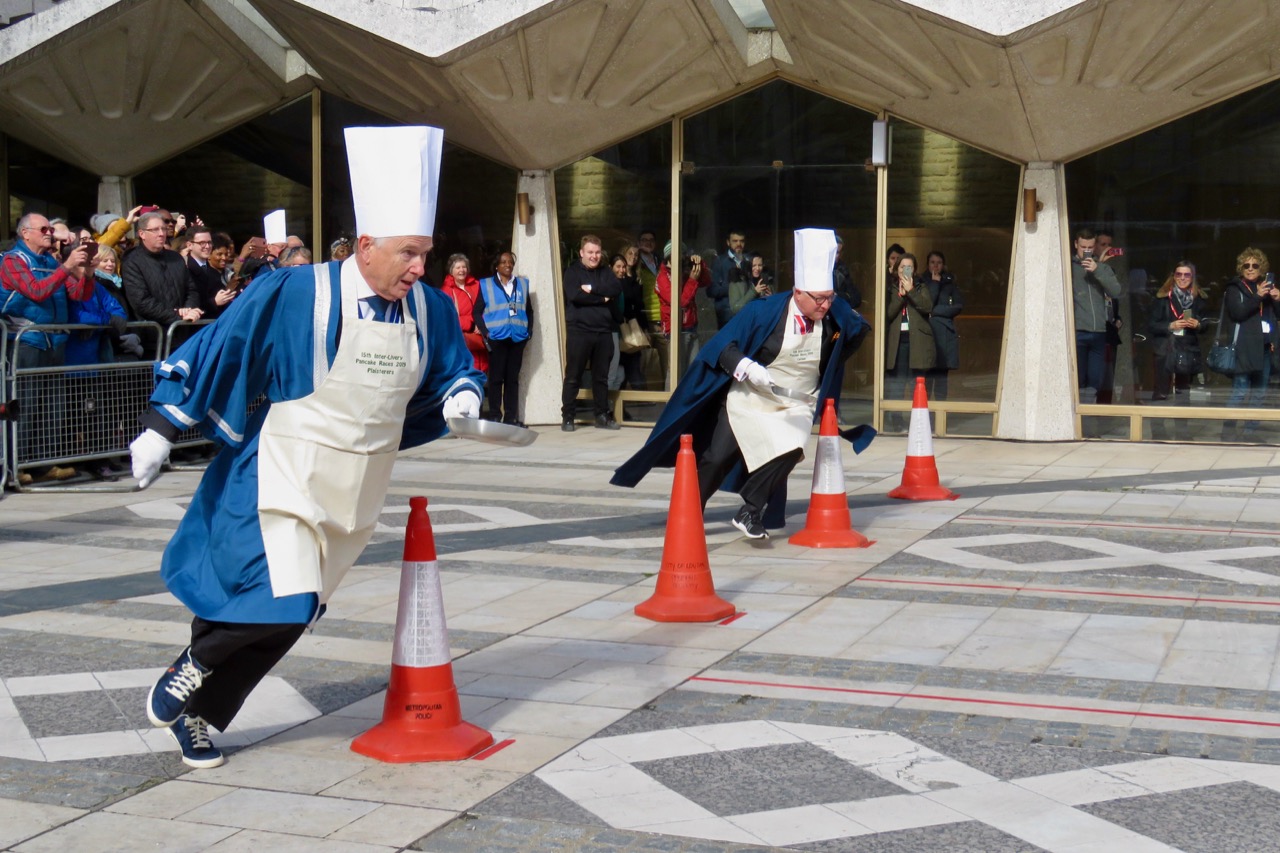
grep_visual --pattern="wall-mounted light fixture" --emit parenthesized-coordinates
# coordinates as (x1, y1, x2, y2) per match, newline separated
(517, 192, 533, 226)
(869, 120, 891, 167)
(1023, 187, 1044, 224)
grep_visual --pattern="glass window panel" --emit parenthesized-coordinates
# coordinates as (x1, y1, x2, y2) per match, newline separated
(554, 123, 672, 405)
(136, 96, 312, 249)
(885, 121, 1018, 416)
(1066, 78, 1280, 439)
(680, 80, 877, 423)
(6, 135, 98, 233)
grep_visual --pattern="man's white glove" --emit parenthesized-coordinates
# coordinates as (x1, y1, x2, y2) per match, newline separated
(734, 357, 772, 388)
(442, 390, 481, 420)
(119, 333, 144, 357)
(130, 429, 172, 489)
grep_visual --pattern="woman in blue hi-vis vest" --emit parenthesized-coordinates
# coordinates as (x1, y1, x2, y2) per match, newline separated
(475, 251, 532, 426)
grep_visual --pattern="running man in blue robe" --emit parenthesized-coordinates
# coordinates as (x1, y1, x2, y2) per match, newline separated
(130, 126, 484, 768)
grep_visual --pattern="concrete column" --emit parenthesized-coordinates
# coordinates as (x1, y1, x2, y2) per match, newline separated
(96, 176, 133, 217)
(511, 170, 563, 426)
(996, 162, 1076, 441)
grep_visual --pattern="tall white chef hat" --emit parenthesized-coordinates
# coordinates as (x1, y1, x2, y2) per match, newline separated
(344, 125, 444, 239)
(793, 228, 837, 292)
(262, 209, 286, 244)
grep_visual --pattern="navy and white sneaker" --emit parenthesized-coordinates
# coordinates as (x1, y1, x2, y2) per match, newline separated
(168, 714, 224, 769)
(731, 506, 768, 540)
(147, 647, 211, 727)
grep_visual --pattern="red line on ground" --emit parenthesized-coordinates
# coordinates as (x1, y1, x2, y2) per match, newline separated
(688, 675, 1280, 728)
(852, 576, 1280, 608)
(960, 515, 1246, 536)
(720, 612, 749, 626)
(471, 738, 515, 760)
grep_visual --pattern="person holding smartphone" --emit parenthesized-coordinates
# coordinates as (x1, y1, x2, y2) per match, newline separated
(884, 251, 935, 428)
(1070, 227, 1121, 403)
(1222, 248, 1279, 441)
(1148, 262, 1205, 439)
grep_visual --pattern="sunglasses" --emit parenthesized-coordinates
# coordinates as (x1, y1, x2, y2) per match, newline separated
(25, 225, 55, 235)
(1173, 272, 1193, 279)
(1243, 263, 1261, 269)
(163, 218, 176, 225)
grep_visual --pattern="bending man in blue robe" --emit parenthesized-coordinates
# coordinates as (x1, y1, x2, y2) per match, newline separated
(612, 229, 872, 539)
(129, 126, 484, 769)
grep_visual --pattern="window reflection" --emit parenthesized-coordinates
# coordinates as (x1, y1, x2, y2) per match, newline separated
(1067, 78, 1280, 443)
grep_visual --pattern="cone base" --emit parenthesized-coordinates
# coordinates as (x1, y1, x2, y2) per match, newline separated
(635, 593, 735, 623)
(788, 527, 873, 548)
(351, 720, 493, 763)
(888, 483, 958, 501)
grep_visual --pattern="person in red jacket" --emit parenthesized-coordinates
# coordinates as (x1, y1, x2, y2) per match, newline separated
(441, 253, 488, 373)
(656, 242, 709, 382)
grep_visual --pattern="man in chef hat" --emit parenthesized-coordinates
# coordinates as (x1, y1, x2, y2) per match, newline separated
(612, 228, 873, 539)
(129, 126, 485, 769)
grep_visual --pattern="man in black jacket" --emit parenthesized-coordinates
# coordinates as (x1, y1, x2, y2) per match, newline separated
(561, 234, 622, 431)
(123, 211, 202, 327)
(184, 226, 233, 320)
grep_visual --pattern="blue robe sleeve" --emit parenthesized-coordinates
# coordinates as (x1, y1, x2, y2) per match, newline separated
(149, 267, 316, 446)
(400, 284, 487, 450)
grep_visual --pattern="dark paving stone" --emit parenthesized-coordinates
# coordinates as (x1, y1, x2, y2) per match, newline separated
(1079, 781, 1280, 853)
(414, 814, 774, 852)
(963, 541, 1115, 564)
(908, 734, 1155, 781)
(475, 775, 607, 826)
(795, 820, 1047, 852)
(13, 690, 133, 739)
(635, 743, 903, 816)
(0, 755, 156, 809)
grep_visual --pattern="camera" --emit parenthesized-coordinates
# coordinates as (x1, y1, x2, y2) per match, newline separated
(59, 237, 95, 262)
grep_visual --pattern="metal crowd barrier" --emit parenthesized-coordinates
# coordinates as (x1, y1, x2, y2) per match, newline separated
(0, 332, 8, 495)
(5, 321, 163, 492)
(161, 320, 219, 464)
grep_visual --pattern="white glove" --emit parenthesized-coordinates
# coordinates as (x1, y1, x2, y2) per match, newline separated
(442, 390, 481, 420)
(130, 429, 172, 489)
(119, 333, 144, 357)
(734, 358, 772, 388)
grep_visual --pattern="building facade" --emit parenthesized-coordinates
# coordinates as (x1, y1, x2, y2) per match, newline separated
(3, 0, 1280, 442)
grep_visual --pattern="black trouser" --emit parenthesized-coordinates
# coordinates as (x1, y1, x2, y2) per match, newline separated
(487, 338, 527, 423)
(562, 330, 613, 419)
(186, 617, 307, 731)
(697, 402, 802, 515)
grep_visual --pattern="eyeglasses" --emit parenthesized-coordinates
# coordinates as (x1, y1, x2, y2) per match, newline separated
(804, 292, 835, 305)
(1173, 272, 1193, 279)
(139, 226, 167, 234)
(163, 218, 176, 225)
(1243, 263, 1261, 269)
(190, 240, 212, 246)
(24, 225, 55, 235)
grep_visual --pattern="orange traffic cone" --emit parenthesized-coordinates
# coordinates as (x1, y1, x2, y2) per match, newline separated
(888, 377, 958, 501)
(790, 399, 873, 548)
(635, 434, 736, 622)
(351, 496, 493, 763)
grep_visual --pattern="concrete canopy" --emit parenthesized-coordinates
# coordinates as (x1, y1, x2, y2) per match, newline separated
(2, 0, 1279, 175)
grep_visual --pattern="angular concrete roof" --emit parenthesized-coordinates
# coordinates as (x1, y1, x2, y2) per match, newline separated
(1, 0, 1276, 175)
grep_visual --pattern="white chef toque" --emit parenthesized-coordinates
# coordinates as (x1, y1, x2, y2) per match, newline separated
(793, 228, 837, 292)
(344, 125, 444, 239)
(263, 209, 287, 244)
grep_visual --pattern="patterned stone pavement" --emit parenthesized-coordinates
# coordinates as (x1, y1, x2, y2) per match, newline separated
(2, 429, 1280, 851)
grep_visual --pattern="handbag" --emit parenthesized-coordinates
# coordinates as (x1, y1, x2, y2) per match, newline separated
(1206, 300, 1241, 376)
(619, 317, 651, 353)
(1164, 341, 1202, 376)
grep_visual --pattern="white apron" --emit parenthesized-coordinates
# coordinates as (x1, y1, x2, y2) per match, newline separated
(257, 264, 423, 604)
(726, 300, 822, 472)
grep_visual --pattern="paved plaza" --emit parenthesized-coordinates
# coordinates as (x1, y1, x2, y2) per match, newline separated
(3, 427, 1280, 851)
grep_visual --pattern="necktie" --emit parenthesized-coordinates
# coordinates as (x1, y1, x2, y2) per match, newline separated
(795, 314, 813, 334)
(364, 295, 389, 322)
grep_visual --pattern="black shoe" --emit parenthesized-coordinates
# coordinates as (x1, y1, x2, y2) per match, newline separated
(562, 420, 576, 432)
(731, 506, 768, 540)
(595, 414, 621, 430)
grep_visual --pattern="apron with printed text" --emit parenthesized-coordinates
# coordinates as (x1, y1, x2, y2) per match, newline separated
(726, 300, 822, 472)
(257, 265, 422, 604)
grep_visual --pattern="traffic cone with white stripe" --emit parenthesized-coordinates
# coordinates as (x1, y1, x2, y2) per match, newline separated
(351, 496, 493, 763)
(635, 434, 736, 622)
(888, 377, 958, 501)
(789, 398, 872, 548)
